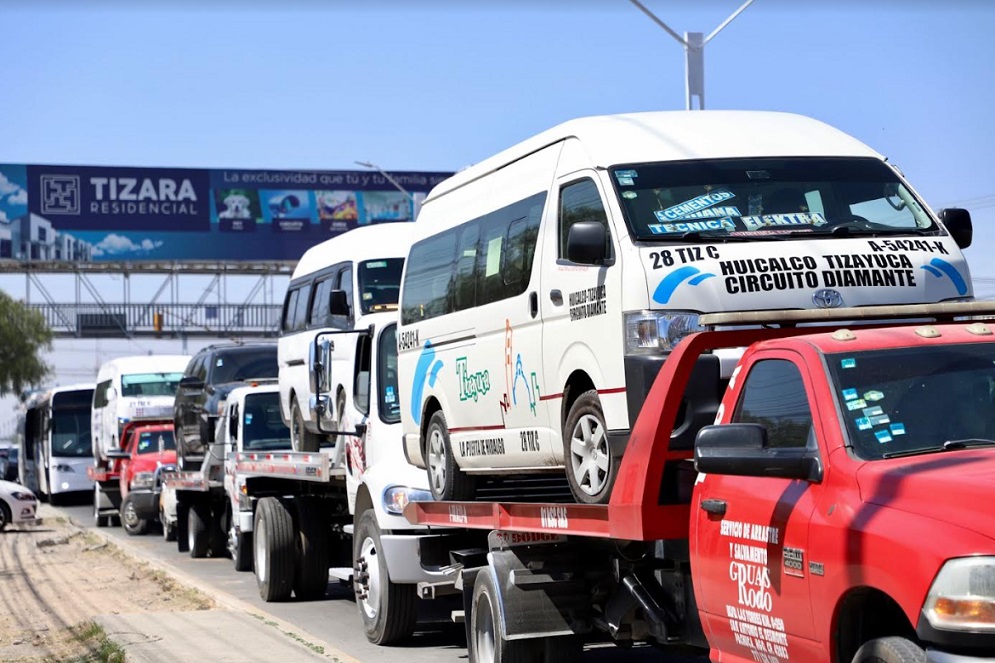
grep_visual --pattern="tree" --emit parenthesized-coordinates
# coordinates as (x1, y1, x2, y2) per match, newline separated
(0, 291, 52, 397)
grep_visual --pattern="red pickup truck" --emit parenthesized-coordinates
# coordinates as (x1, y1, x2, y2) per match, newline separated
(115, 423, 177, 536)
(407, 303, 995, 663)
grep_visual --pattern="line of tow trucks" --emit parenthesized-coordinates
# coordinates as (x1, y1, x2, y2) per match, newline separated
(81, 301, 995, 663)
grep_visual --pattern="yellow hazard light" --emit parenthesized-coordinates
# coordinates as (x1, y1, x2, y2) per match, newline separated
(932, 597, 995, 623)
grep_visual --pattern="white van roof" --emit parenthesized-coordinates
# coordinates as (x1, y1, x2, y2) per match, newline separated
(292, 222, 417, 281)
(48, 383, 95, 396)
(428, 110, 882, 201)
(96, 355, 191, 378)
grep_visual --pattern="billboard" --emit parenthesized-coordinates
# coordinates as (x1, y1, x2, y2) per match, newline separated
(0, 164, 451, 262)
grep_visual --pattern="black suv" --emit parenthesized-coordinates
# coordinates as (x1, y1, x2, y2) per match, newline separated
(173, 342, 278, 470)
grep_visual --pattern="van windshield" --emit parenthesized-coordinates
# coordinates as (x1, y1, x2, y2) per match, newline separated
(612, 157, 938, 241)
(121, 372, 184, 397)
(358, 258, 403, 314)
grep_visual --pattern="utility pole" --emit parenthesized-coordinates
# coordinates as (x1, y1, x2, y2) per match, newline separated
(628, 0, 755, 110)
(355, 160, 421, 221)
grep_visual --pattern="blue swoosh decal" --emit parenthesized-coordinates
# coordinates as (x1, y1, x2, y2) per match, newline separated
(410, 341, 437, 425)
(688, 273, 716, 286)
(652, 266, 701, 304)
(929, 258, 968, 296)
(921, 265, 942, 278)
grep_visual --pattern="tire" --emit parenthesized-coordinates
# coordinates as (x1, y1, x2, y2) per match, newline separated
(0, 501, 11, 531)
(353, 508, 416, 645)
(161, 504, 176, 542)
(176, 504, 190, 553)
(293, 497, 330, 600)
(93, 484, 108, 528)
(470, 570, 541, 663)
(188, 502, 210, 558)
(254, 497, 296, 602)
(852, 637, 925, 663)
(563, 390, 616, 505)
(120, 496, 148, 536)
(209, 507, 227, 558)
(232, 529, 253, 572)
(290, 399, 321, 453)
(425, 411, 476, 501)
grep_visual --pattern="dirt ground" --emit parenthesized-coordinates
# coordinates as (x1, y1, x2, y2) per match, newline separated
(0, 506, 214, 662)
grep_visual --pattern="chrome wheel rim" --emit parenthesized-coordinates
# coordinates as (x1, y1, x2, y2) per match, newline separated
(475, 593, 496, 663)
(255, 516, 267, 583)
(427, 427, 447, 496)
(569, 413, 609, 496)
(357, 537, 382, 620)
(123, 500, 139, 529)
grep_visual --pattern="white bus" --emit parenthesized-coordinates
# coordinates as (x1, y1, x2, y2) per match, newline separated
(17, 384, 96, 505)
(396, 110, 975, 504)
(279, 222, 415, 452)
(91, 355, 190, 465)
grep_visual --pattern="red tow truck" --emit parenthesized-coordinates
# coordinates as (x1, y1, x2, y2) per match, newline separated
(89, 419, 173, 527)
(405, 303, 995, 663)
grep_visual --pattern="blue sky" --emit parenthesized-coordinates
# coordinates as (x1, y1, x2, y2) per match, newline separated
(1, 1, 994, 428)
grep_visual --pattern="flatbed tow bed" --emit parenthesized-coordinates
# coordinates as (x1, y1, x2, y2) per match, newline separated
(404, 301, 995, 663)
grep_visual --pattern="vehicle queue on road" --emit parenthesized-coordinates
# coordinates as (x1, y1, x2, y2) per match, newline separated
(11, 110, 995, 663)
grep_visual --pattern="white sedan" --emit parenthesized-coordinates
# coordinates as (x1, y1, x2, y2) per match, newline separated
(0, 479, 39, 531)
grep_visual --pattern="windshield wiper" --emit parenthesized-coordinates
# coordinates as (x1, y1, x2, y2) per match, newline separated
(881, 438, 995, 459)
(814, 225, 936, 238)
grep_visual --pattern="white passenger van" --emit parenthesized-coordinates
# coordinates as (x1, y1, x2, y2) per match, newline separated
(279, 222, 415, 452)
(397, 110, 975, 504)
(21, 384, 96, 505)
(91, 355, 189, 464)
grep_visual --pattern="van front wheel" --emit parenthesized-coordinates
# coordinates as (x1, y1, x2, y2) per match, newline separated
(425, 411, 476, 501)
(564, 390, 617, 505)
(291, 399, 320, 453)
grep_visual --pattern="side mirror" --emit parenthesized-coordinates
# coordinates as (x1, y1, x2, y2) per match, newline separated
(229, 404, 239, 443)
(329, 289, 350, 317)
(106, 386, 118, 401)
(940, 208, 972, 249)
(694, 423, 822, 482)
(179, 375, 205, 391)
(106, 448, 130, 460)
(309, 337, 334, 396)
(566, 222, 608, 265)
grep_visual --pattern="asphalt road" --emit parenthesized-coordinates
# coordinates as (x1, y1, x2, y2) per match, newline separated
(55, 500, 705, 663)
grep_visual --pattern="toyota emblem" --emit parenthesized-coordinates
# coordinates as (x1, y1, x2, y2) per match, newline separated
(812, 289, 844, 309)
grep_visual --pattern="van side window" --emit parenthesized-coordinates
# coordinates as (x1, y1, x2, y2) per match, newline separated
(476, 216, 507, 307)
(402, 231, 458, 324)
(732, 359, 814, 449)
(559, 179, 612, 261)
(453, 222, 480, 312)
(293, 285, 312, 331)
(503, 199, 542, 293)
(309, 277, 333, 328)
(94, 379, 112, 408)
(282, 289, 300, 333)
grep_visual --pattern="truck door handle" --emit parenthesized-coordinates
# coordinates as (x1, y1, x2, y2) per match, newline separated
(529, 292, 538, 318)
(700, 499, 727, 516)
(550, 289, 563, 306)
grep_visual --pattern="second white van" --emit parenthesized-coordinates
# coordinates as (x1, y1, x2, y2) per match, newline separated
(279, 222, 416, 451)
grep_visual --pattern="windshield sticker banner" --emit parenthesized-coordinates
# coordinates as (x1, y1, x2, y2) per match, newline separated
(740, 212, 827, 231)
(614, 169, 638, 186)
(656, 189, 735, 221)
(682, 206, 741, 220)
(649, 218, 736, 235)
(1, 163, 451, 262)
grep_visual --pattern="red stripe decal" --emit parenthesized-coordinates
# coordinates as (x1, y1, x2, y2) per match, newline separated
(449, 424, 507, 433)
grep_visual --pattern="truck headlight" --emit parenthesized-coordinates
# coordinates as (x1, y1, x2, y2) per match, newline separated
(383, 486, 433, 515)
(131, 472, 155, 490)
(924, 557, 995, 631)
(624, 310, 706, 355)
(10, 490, 35, 501)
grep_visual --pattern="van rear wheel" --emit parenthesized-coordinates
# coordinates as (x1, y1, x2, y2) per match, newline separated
(291, 399, 321, 453)
(425, 411, 476, 501)
(564, 390, 617, 505)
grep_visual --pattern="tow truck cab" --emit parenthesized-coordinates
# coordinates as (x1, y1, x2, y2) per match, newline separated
(406, 302, 995, 663)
